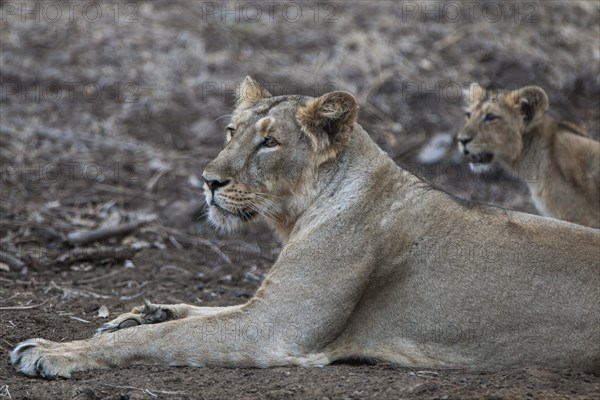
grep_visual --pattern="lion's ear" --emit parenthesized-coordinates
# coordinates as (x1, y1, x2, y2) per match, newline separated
(510, 86, 549, 125)
(236, 76, 271, 109)
(297, 91, 359, 159)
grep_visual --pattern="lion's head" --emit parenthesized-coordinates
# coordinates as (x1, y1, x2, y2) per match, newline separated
(201, 76, 359, 236)
(457, 84, 549, 172)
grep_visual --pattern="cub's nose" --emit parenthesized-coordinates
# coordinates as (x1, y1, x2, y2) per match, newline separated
(458, 137, 473, 146)
(202, 176, 230, 192)
(457, 137, 473, 154)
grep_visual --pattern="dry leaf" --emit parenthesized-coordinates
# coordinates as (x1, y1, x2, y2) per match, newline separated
(97, 305, 110, 318)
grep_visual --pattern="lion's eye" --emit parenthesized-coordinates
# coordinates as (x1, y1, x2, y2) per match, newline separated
(262, 136, 279, 148)
(483, 113, 497, 122)
(226, 126, 236, 135)
(465, 112, 471, 119)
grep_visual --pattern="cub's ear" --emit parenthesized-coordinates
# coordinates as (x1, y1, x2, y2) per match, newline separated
(510, 86, 549, 125)
(236, 76, 271, 109)
(464, 83, 485, 107)
(297, 91, 359, 159)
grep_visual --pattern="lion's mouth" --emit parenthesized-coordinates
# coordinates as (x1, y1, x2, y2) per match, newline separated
(213, 203, 256, 221)
(468, 152, 493, 164)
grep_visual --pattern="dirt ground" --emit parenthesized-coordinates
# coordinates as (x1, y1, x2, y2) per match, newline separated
(1, 1, 599, 399)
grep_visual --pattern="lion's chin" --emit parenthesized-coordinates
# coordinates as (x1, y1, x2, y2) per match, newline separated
(207, 205, 257, 233)
(207, 206, 242, 233)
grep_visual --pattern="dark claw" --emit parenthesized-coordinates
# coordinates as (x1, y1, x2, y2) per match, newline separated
(12, 354, 22, 367)
(35, 357, 49, 379)
(144, 309, 168, 324)
(11, 344, 36, 366)
(14, 343, 36, 355)
(118, 319, 142, 329)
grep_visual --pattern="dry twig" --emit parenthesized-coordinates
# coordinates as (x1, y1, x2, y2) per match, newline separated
(97, 383, 187, 397)
(0, 384, 12, 399)
(67, 220, 149, 246)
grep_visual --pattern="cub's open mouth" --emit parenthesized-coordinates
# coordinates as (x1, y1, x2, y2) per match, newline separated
(213, 203, 256, 221)
(468, 152, 493, 164)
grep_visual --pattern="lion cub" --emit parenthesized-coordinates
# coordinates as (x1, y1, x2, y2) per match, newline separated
(457, 84, 600, 228)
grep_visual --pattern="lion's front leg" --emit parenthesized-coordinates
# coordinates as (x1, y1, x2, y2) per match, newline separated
(10, 315, 332, 379)
(11, 233, 372, 379)
(96, 300, 243, 335)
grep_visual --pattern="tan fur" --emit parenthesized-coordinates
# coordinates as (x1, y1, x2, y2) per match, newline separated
(458, 84, 600, 228)
(11, 78, 600, 379)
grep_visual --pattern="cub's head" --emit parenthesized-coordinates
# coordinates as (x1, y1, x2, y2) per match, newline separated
(202, 76, 359, 234)
(457, 84, 549, 171)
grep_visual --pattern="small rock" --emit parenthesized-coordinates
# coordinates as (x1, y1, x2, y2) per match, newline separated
(419, 58, 434, 71)
(417, 134, 453, 164)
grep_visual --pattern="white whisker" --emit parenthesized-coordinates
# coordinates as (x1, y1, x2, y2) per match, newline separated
(247, 199, 282, 227)
(252, 196, 283, 217)
(253, 192, 282, 200)
(213, 114, 233, 124)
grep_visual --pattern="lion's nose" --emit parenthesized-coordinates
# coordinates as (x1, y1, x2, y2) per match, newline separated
(202, 176, 230, 192)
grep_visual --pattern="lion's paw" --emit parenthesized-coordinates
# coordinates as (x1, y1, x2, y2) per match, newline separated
(10, 339, 74, 379)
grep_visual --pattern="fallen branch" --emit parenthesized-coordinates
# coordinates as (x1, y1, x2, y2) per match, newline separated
(0, 299, 49, 311)
(119, 291, 145, 302)
(0, 277, 36, 285)
(36, 127, 151, 153)
(75, 269, 123, 284)
(56, 242, 151, 267)
(158, 227, 233, 265)
(0, 251, 27, 271)
(67, 220, 149, 246)
(46, 281, 112, 300)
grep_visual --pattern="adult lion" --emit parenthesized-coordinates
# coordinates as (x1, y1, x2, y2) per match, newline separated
(457, 84, 600, 228)
(10, 77, 600, 378)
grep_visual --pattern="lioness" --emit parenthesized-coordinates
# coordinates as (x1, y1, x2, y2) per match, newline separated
(10, 77, 600, 378)
(457, 84, 600, 228)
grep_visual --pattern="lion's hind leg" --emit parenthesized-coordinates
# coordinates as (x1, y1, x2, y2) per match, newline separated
(96, 301, 243, 335)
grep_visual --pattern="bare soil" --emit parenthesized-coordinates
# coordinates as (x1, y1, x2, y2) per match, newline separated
(1, 1, 599, 399)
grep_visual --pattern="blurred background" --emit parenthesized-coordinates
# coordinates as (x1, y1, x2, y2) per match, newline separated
(1, 1, 599, 397)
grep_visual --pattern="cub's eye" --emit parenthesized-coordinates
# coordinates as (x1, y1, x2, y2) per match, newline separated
(261, 136, 279, 148)
(465, 112, 471, 119)
(483, 113, 497, 122)
(226, 126, 236, 135)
